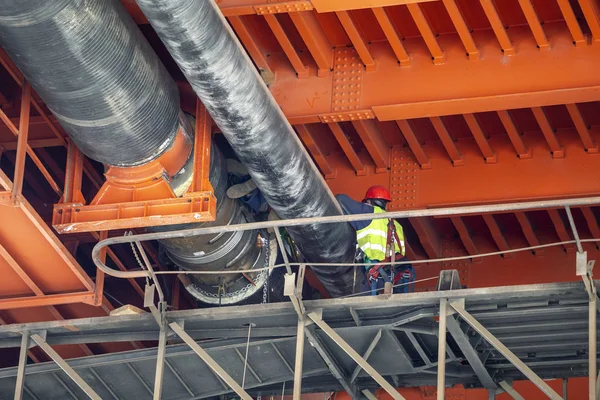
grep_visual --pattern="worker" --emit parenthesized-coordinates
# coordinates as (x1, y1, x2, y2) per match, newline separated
(336, 186, 413, 295)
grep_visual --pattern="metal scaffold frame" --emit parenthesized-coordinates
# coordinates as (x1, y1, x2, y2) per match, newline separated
(1, 196, 599, 399)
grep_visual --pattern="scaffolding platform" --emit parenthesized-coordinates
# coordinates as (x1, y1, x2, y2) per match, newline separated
(0, 279, 596, 399)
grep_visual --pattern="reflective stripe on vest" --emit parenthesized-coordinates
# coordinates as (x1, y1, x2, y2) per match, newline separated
(356, 207, 405, 261)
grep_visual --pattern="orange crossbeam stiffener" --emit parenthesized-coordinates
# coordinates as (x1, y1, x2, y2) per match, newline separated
(52, 101, 217, 234)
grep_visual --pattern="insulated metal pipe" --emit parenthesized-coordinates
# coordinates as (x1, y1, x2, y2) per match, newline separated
(0, 0, 180, 167)
(0, 0, 271, 305)
(135, 0, 358, 297)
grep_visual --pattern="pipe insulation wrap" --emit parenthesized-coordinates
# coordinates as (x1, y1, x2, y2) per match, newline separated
(0, 0, 180, 166)
(135, 0, 359, 297)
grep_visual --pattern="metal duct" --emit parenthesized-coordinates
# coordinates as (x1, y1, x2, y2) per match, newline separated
(0, 0, 273, 305)
(135, 0, 360, 297)
(155, 140, 276, 305)
(0, 0, 180, 167)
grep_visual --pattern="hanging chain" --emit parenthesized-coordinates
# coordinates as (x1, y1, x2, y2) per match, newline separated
(262, 235, 270, 304)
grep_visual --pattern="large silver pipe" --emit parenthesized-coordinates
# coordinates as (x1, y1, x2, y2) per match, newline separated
(0, 0, 180, 167)
(135, 0, 358, 297)
(0, 0, 273, 305)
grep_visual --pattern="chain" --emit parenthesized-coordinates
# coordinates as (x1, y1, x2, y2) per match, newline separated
(262, 236, 270, 304)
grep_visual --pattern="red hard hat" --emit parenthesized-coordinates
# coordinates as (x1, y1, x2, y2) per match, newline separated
(364, 186, 392, 202)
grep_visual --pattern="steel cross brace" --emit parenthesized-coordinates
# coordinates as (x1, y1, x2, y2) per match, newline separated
(23, 332, 102, 400)
(449, 301, 563, 400)
(307, 311, 407, 400)
(304, 326, 360, 399)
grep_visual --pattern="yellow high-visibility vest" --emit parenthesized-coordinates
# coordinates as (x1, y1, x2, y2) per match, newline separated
(356, 206, 405, 261)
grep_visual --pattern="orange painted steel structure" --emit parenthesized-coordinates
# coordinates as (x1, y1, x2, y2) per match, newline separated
(52, 102, 217, 234)
(0, 0, 599, 396)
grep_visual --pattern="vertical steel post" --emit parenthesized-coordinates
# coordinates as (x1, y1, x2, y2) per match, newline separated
(153, 326, 167, 400)
(437, 299, 448, 400)
(590, 296, 597, 400)
(12, 82, 30, 204)
(14, 331, 29, 400)
(563, 378, 568, 399)
(293, 318, 305, 400)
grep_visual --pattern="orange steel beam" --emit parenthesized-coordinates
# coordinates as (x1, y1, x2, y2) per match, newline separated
(394, 120, 431, 169)
(497, 110, 532, 159)
(482, 214, 512, 256)
(328, 123, 366, 176)
(288, 11, 333, 77)
(582, 207, 600, 248)
(0, 96, 62, 196)
(557, 0, 587, 47)
(0, 292, 96, 310)
(0, 49, 67, 147)
(410, 217, 442, 259)
(228, 16, 273, 74)
(566, 103, 598, 153)
(547, 209, 577, 252)
(406, 3, 445, 64)
(372, 7, 410, 66)
(263, 14, 309, 78)
(479, 0, 515, 55)
(578, 0, 600, 42)
(335, 11, 376, 71)
(351, 119, 389, 173)
(334, 130, 600, 211)
(517, 0, 550, 50)
(441, 0, 479, 60)
(309, 0, 438, 13)
(268, 26, 600, 123)
(0, 244, 43, 296)
(531, 106, 564, 158)
(450, 216, 478, 256)
(463, 113, 496, 163)
(430, 117, 463, 166)
(295, 124, 337, 179)
(0, 138, 65, 151)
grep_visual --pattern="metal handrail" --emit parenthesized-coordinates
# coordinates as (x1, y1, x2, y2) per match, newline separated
(91, 195, 600, 279)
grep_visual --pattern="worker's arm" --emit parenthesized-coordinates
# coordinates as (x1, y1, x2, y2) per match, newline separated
(335, 194, 373, 231)
(394, 220, 406, 256)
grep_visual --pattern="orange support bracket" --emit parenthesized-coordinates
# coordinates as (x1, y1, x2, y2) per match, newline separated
(517, 0, 550, 51)
(372, 7, 411, 66)
(566, 103, 598, 153)
(532, 106, 564, 158)
(450, 216, 479, 257)
(328, 122, 367, 176)
(547, 209, 577, 253)
(336, 11, 376, 71)
(479, 0, 515, 55)
(263, 14, 309, 78)
(296, 124, 337, 179)
(482, 214, 513, 257)
(53, 103, 217, 234)
(395, 120, 431, 169)
(407, 3, 445, 64)
(515, 211, 543, 255)
(557, 0, 587, 47)
(442, 0, 479, 60)
(497, 110, 532, 159)
(352, 119, 390, 173)
(289, 11, 333, 77)
(430, 116, 464, 166)
(463, 113, 496, 163)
